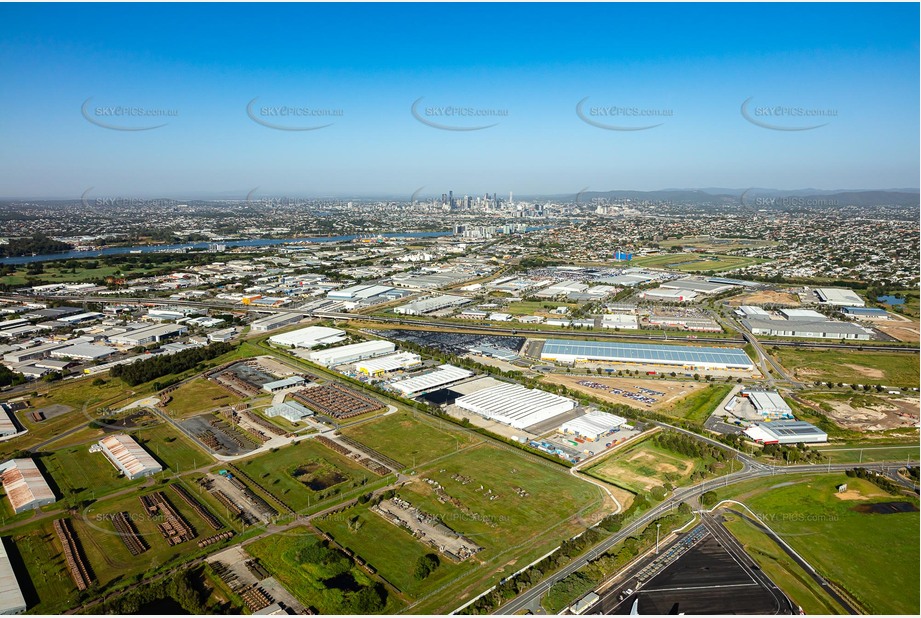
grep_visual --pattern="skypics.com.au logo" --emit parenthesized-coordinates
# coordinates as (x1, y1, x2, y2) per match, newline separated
(741, 97, 837, 131)
(81, 98, 178, 131)
(411, 97, 508, 131)
(246, 97, 343, 131)
(576, 97, 672, 131)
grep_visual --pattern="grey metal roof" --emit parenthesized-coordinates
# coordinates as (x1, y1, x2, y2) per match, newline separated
(541, 339, 753, 367)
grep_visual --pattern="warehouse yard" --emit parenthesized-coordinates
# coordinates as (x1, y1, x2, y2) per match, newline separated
(541, 374, 706, 411)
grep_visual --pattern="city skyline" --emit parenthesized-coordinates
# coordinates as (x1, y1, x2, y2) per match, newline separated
(1, 2, 919, 197)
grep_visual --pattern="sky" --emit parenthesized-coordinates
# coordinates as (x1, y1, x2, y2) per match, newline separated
(0, 2, 918, 199)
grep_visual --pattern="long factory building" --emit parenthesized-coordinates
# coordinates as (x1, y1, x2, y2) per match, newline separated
(97, 434, 163, 480)
(390, 364, 473, 397)
(454, 382, 575, 429)
(0, 459, 56, 513)
(540, 339, 755, 371)
(307, 339, 395, 367)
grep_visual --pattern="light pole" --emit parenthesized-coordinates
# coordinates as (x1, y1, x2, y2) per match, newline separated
(656, 522, 661, 555)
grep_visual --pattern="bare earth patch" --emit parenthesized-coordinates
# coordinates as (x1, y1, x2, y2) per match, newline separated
(841, 364, 885, 379)
(811, 396, 920, 432)
(730, 290, 801, 306)
(834, 490, 869, 501)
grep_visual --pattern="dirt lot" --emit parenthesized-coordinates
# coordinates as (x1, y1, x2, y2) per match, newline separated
(541, 374, 705, 411)
(872, 317, 920, 343)
(802, 394, 920, 432)
(729, 290, 801, 306)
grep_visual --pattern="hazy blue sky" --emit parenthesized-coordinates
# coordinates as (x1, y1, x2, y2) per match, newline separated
(0, 2, 918, 198)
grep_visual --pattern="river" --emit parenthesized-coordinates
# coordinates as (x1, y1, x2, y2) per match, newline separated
(0, 231, 453, 265)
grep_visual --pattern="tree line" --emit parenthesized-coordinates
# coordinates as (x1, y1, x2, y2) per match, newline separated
(110, 342, 236, 386)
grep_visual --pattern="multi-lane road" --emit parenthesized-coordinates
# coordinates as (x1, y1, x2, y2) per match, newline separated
(493, 459, 898, 615)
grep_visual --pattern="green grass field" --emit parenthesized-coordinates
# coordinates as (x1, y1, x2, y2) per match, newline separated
(339, 411, 480, 469)
(585, 439, 708, 494)
(504, 300, 578, 315)
(236, 439, 378, 511)
(246, 528, 404, 614)
(163, 378, 242, 417)
(718, 474, 920, 615)
(402, 443, 604, 610)
(658, 383, 733, 424)
(629, 252, 767, 273)
(5, 480, 236, 614)
(40, 444, 143, 503)
(314, 502, 466, 598)
(316, 441, 606, 613)
(5, 519, 83, 614)
(133, 423, 211, 472)
(771, 348, 919, 387)
(0, 378, 140, 459)
(814, 444, 921, 464)
(76, 484, 232, 585)
(722, 512, 847, 614)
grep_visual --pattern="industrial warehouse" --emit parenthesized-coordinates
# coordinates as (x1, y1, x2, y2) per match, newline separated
(0, 539, 27, 614)
(454, 382, 575, 429)
(740, 317, 872, 340)
(0, 405, 20, 439)
(739, 390, 794, 419)
(744, 420, 828, 445)
(560, 411, 628, 441)
(307, 339, 395, 367)
(389, 364, 474, 397)
(268, 325, 346, 349)
(539, 339, 755, 371)
(355, 352, 422, 376)
(95, 434, 163, 480)
(0, 459, 56, 513)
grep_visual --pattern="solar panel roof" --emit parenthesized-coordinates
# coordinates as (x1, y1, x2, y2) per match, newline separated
(541, 339, 753, 366)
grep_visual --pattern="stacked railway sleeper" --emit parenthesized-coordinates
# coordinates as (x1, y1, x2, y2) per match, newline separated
(198, 530, 235, 548)
(241, 409, 286, 436)
(338, 435, 404, 470)
(171, 484, 223, 530)
(112, 511, 149, 556)
(293, 383, 384, 420)
(210, 559, 274, 613)
(53, 519, 94, 591)
(227, 465, 294, 514)
(315, 435, 391, 476)
(139, 491, 196, 545)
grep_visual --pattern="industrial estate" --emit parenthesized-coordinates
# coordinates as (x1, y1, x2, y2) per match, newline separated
(0, 196, 918, 616)
(0, 2, 918, 616)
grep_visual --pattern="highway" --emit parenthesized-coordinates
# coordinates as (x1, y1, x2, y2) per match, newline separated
(492, 460, 896, 615)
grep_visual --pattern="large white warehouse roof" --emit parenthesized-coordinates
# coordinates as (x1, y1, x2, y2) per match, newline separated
(560, 411, 627, 439)
(307, 339, 395, 367)
(268, 326, 345, 349)
(455, 382, 575, 429)
(390, 364, 473, 397)
(816, 288, 865, 307)
(0, 538, 27, 614)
